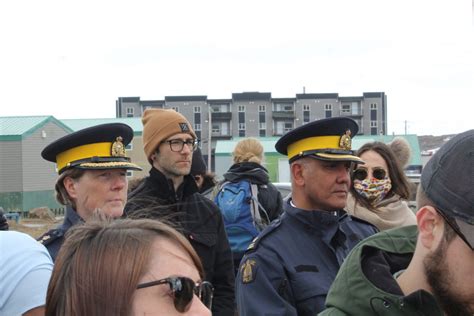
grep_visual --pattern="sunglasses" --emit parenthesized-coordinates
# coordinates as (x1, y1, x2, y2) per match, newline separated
(352, 167, 387, 181)
(435, 208, 473, 251)
(136, 276, 214, 312)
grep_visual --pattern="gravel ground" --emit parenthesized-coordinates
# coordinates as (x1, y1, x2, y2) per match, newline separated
(7, 218, 61, 239)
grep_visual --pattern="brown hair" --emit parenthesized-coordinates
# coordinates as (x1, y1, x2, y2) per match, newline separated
(54, 168, 86, 208)
(233, 138, 263, 164)
(46, 218, 203, 316)
(351, 141, 411, 210)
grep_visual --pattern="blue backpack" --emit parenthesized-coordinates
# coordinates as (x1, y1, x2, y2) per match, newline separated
(214, 180, 269, 254)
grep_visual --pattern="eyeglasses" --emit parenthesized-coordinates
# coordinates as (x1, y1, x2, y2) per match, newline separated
(162, 139, 199, 152)
(136, 276, 214, 312)
(352, 167, 387, 181)
(435, 208, 473, 251)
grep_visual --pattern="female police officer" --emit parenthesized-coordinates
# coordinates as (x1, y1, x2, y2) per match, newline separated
(38, 123, 141, 261)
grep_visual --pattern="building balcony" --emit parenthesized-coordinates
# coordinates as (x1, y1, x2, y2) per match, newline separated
(339, 111, 363, 117)
(272, 111, 295, 120)
(211, 132, 232, 139)
(211, 112, 232, 120)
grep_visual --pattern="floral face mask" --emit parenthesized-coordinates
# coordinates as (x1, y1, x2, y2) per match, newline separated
(353, 177, 392, 204)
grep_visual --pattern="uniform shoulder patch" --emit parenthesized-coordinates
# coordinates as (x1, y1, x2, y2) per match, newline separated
(240, 258, 258, 284)
(37, 229, 64, 246)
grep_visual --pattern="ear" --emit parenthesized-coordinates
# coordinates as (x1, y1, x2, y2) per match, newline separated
(291, 162, 306, 187)
(416, 206, 445, 250)
(63, 176, 79, 200)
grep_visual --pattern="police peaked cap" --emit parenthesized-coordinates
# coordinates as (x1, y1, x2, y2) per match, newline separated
(42, 123, 142, 174)
(275, 117, 364, 164)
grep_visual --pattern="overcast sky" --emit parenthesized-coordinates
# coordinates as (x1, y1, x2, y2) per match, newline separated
(0, 0, 472, 136)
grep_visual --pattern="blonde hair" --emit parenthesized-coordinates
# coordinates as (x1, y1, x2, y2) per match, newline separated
(233, 138, 264, 164)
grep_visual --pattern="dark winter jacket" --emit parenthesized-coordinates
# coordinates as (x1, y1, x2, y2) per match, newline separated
(125, 167, 235, 316)
(37, 206, 83, 261)
(221, 162, 283, 222)
(319, 225, 443, 316)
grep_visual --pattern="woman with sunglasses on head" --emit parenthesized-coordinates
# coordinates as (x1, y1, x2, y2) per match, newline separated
(346, 138, 416, 231)
(45, 218, 213, 316)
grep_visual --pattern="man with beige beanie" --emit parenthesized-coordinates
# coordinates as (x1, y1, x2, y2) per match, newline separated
(125, 109, 235, 315)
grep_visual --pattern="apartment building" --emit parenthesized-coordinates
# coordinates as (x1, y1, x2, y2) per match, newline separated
(116, 91, 387, 166)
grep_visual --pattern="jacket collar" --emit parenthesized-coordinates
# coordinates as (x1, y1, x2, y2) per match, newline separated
(60, 205, 84, 230)
(148, 166, 199, 201)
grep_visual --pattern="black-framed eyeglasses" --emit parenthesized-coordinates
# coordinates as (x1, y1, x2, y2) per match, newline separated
(136, 276, 214, 312)
(161, 139, 199, 152)
(352, 167, 387, 181)
(435, 208, 473, 251)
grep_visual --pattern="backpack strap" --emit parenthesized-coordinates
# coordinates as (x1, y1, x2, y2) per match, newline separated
(250, 183, 271, 229)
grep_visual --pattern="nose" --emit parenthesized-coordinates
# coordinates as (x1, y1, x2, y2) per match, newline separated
(187, 295, 212, 316)
(180, 142, 193, 154)
(336, 164, 351, 184)
(111, 172, 127, 190)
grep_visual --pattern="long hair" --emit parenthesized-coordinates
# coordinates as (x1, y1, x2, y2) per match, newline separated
(232, 138, 263, 164)
(351, 141, 411, 210)
(46, 218, 203, 316)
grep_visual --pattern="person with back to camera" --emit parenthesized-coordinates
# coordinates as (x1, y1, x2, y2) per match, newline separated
(125, 108, 234, 315)
(319, 129, 474, 316)
(346, 138, 416, 231)
(37, 123, 141, 261)
(214, 137, 283, 272)
(236, 117, 378, 315)
(45, 218, 213, 316)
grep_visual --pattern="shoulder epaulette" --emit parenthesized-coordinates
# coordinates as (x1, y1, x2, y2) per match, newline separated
(37, 229, 64, 246)
(244, 217, 283, 254)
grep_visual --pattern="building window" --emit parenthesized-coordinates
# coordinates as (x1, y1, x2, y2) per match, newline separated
(194, 106, 201, 113)
(260, 129, 266, 137)
(273, 103, 294, 112)
(194, 124, 201, 131)
(303, 104, 310, 111)
(238, 105, 245, 112)
(125, 143, 133, 150)
(259, 122, 266, 130)
(370, 121, 377, 128)
(239, 123, 246, 130)
(284, 122, 293, 132)
(195, 131, 201, 140)
(172, 107, 179, 112)
(371, 121, 378, 135)
(341, 104, 351, 114)
(126, 170, 134, 178)
(212, 123, 220, 133)
(259, 105, 266, 112)
(370, 103, 377, 110)
(126, 107, 134, 117)
(325, 104, 332, 118)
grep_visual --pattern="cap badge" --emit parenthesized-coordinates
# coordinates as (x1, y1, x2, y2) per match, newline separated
(179, 123, 190, 132)
(111, 136, 126, 157)
(339, 129, 352, 150)
(241, 259, 257, 284)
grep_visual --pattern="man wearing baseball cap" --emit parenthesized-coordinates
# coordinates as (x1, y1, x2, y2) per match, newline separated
(125, 109, 235, 315)
(320, 129, 474, 315)
(236, 117, 378, 315)
(38, 123, 141, 260)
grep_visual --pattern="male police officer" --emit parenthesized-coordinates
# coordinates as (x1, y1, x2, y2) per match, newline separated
(236, 117, 378, 315)
(38, 123, 141, 260)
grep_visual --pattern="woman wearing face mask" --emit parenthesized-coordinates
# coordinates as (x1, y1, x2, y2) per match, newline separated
(46, 218, 213, 316)
(346, 138, 416, 231)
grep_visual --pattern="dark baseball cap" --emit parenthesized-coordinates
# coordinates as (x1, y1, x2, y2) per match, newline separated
(421, 129, 473, 249)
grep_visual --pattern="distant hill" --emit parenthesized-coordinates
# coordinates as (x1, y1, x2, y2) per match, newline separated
(418, 134, 456, 151)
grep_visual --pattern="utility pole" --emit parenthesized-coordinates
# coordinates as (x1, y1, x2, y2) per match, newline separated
(207, 108, 212, 172)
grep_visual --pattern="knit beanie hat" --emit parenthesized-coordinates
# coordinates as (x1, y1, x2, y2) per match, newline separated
(142, 109, 196, 159)
(388, 137, 412, 168)
(191, 147, 207, 176)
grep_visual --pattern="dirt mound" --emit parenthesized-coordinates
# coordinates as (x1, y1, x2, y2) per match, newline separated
(29, 207, 56, 222)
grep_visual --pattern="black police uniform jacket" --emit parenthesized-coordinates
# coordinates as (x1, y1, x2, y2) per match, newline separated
(236, 199, 378, 316)
(37, 205, 83, 261)
(125, 167, 235, 316)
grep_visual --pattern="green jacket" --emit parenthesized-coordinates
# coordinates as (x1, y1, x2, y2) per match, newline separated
(319, 225, 443, 316)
